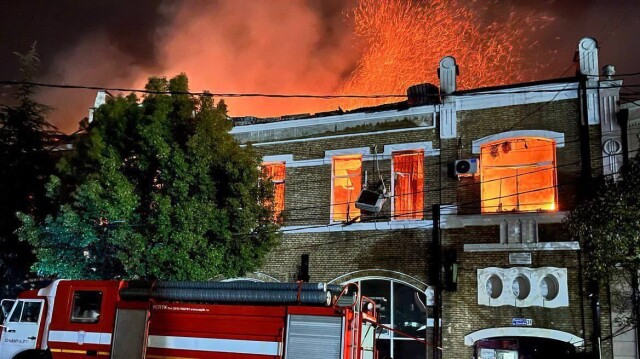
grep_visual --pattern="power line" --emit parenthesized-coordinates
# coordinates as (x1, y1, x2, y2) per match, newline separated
(2, 79, 640, 100)
(273, 163, 625, 250)
(279, 143, 630, 216)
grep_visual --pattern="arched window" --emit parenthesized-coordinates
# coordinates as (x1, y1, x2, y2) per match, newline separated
(344, 278, 429, 359)
(480, 137, 557, 213)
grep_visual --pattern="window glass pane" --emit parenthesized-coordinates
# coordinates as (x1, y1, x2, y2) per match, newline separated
(393, 282, 427, 338)
(480, 138, 557, 213)
(20, 302, 42, 323)
(332, 156, 362, 222)
(360, 280, 390, 325)
(9, 301, 23, 322)
(393, 151, 424, 220)
(71, 291, 103, 323)
(394, 340, 426, 359)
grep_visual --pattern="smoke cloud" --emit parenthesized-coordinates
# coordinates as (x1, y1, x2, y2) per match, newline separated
(1, 0, 636, 133)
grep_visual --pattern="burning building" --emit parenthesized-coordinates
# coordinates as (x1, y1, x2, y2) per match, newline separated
(228, 37, 625, 359)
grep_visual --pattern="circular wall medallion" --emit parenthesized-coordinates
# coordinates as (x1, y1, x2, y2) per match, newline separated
(540, 275, 560, 301)
(603, 139, 622, 155)
(512, 275, 531, 300)
(486, 275, 503, 299)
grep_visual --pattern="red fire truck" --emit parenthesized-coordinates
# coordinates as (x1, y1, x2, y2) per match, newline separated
(0, 280, 379, 359)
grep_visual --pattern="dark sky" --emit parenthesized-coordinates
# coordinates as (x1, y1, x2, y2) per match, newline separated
(1, 0, 639, 133)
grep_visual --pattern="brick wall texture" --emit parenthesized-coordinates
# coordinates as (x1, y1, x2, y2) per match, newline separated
(234, 97, 612, 359)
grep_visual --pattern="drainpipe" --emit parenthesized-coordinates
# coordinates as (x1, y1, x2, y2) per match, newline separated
(431, 204, 442, 359)
(579, 73, 602, 359)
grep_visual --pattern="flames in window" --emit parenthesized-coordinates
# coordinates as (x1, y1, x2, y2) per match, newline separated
(393, 151, 424, 220)
(480, 137, 557, 213)
(332, 155, 362, 222)
(262, 162, 286, 220)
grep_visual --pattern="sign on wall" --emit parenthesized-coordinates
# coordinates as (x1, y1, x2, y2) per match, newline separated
(511, 318, 533, 326)
(509, 252, 532, 265)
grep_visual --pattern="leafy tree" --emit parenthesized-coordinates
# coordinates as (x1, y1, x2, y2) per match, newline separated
(566, 156, 640, 327)
(0, 45, 58, 296)
(18, 74, 280, 280)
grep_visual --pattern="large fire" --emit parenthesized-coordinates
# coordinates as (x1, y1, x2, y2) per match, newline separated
(337, 0, 550, 110)
(40, 0, 552, 132)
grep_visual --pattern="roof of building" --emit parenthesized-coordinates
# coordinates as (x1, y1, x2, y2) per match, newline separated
(231, 76, 581, 127)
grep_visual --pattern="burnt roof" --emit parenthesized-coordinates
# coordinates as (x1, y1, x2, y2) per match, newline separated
(231, 76, 580, 126)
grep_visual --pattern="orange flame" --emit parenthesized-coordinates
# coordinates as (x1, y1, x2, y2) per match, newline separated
(336, 0, 550, 110)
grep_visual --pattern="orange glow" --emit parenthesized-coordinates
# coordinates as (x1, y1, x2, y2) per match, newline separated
(332, 155, 362, 222)
(480, 138, 557, 213)
(44, 1, 551, 133)
(262, 162, 286, 220)
(393, 151, 424, 220)
(337, 0, 549, 110)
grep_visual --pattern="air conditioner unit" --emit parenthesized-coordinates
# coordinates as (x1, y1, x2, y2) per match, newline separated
(355, 189, 387, 213)
(453, 159, 479, 177)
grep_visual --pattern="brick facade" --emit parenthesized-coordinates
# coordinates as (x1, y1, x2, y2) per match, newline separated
(230, 49, 621, 358)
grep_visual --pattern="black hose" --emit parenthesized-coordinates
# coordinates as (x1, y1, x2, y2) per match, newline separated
(120, 287, 332, 306)
(154, 281, 342, 293)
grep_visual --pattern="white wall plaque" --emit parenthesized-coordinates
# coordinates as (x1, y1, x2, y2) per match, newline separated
(509, 252, 532, 265)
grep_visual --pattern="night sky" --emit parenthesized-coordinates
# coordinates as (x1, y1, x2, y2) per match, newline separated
(1, 0, 639, 133)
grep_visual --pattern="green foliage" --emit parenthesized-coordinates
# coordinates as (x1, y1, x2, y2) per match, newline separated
(566, 156, 640, 325)
(19, 74, 280, 280)
(0, 45, 58, 296)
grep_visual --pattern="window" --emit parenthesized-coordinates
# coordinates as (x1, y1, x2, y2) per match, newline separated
(480, 137, 557, 213)
(393, 151, 424, 220)
(332, 155, 362, 222)
(71, 291, 103, 323)
(262, 162, 286, 220)
(8, 300, 42, 324)
(345, 279, 428, 359)
(9, 301, 23, 322)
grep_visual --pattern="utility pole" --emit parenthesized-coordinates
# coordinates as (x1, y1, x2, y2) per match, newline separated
(431, 204, 442, 359)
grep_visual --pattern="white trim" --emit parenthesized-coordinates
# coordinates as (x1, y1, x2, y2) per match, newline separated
(464, 241, 580, 252)
(263, 142, 439, 168)
(148, 335, 280, 356)
(332, 272, 429, 290)
(230, 106, 437, 134)
(246, 127, 434, 147)
(231, 82, 578, 137)
(325, 147, 370, 159)
(472, 130, 565, 154)
(281, 220, 433, 233)
(456, 82, 579, 112)
(442, 211, 567, 229)
(48, 330, 112, 345)
(262, 155, 293, 163)
(463, 327, 584, 347)
(380, 142, 435, 157)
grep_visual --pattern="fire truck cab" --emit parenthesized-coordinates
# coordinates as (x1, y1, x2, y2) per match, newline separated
(0, 280, 378, 359)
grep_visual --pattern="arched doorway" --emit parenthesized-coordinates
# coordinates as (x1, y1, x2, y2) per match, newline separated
(465, 327, 584, 359)
(338, 276, 431, 359)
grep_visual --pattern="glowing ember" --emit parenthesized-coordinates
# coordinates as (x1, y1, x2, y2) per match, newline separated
(337, 0, 550, 110)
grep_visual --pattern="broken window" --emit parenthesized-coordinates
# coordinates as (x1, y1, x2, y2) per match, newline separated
(332, 155, 362, 222)
(480, 137, 557, 213)
(262, 162, 286, 220)
(393, 151, 424, 220)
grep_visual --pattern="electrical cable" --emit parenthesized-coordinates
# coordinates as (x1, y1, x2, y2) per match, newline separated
(3, 79, 640, 100)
